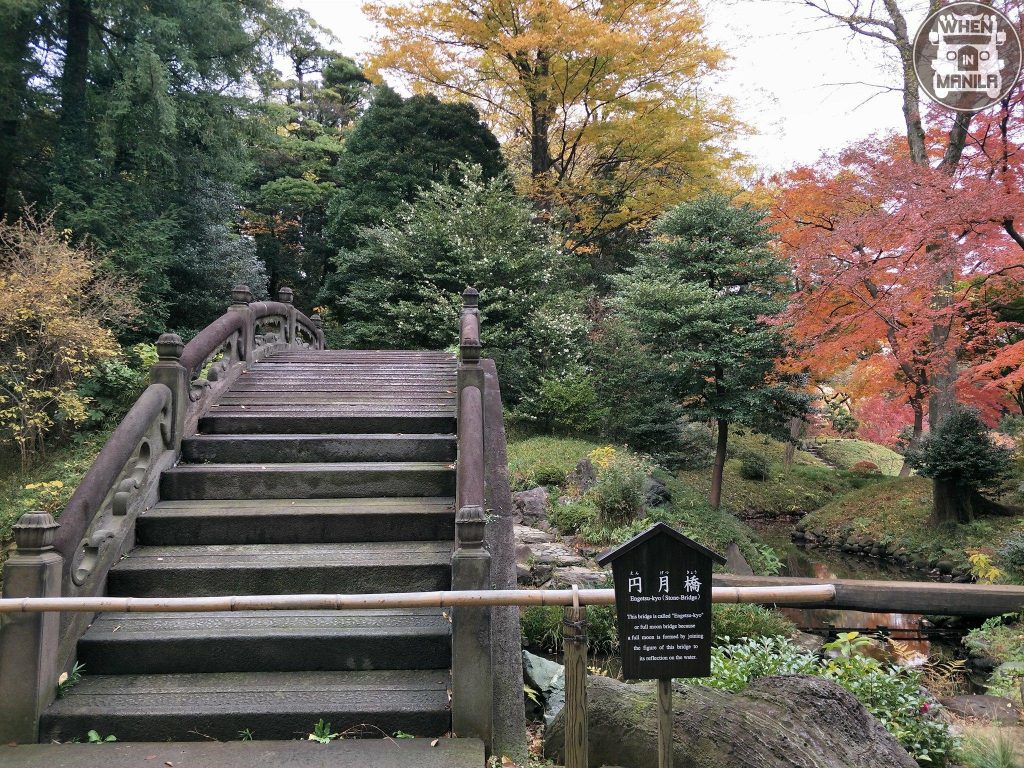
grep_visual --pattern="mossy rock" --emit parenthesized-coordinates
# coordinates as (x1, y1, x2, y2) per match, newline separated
(545, 674, 916, 768)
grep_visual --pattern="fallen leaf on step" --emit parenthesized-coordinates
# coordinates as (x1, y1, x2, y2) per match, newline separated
(501, 757, 517, 768)
(430, 739, 439, 747)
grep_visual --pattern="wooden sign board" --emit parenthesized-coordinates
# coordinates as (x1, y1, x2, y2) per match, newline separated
(596, 522, 726, 680)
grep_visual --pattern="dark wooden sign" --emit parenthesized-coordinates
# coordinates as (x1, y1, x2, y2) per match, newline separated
(596, 522, 726, 680)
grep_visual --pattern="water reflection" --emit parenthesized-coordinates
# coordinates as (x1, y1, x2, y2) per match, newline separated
(766, 528, 932, 657)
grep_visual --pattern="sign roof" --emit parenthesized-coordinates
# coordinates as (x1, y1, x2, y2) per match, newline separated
(594, 521, 727, 566)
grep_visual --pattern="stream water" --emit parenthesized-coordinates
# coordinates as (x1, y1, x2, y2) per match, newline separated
(754, 521, 960, 657)
(749, 520, 978, 659)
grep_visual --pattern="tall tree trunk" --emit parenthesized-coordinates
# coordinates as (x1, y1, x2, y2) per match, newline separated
(0, 4, 37, 218)
(899, 400, 924, 477)
(528, 51, 553, 178)
(710, 419, 728, 509)
(931, 480, 975, 525)
(56, 0, 91, 187)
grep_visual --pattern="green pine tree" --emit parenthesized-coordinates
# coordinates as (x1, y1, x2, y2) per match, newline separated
(609, 194, 808, 507)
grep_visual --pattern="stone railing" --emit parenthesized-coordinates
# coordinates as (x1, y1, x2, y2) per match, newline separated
(450, 286, 493, 745)
(0, 286, 324, 743)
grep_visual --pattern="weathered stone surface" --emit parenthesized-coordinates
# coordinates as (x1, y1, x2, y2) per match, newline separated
(790, 631, 826, 654)
(545, 674, 917, 768)
(522, 651, 565, 726)
(938, 694, 1022, 723)
(566, 459, 597, 494)
(512, 487, 549, 525)
(0, 738, 485, 768)
(514, 524, 555, 545)
(550, 566, 609, 589)
(642, 475, 671, 507)
(724, 542, 754, 576)
(528, 542, 586, 568)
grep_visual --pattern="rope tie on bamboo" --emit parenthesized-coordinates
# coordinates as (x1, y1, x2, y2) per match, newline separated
(563, 584, 587, 644)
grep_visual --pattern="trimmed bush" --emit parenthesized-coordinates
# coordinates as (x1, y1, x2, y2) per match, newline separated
(851, 460, 880, 475)
(738, 451, 771, 481)
(712, 604, 795, 644)
(548, 498, 599, 535)
(588, 451, 648, 527)
(534, 367, 607, 433)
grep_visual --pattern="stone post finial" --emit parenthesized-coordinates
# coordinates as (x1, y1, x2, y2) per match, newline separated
(456, 505, 486, 550)
(12, 512, 59, 554)
(278, 287, 294, 305)
(155, 332, 184, 361)
(311, 312, 323, 330)
(462, 286, 479, 309)
(231, 285, 253, 306)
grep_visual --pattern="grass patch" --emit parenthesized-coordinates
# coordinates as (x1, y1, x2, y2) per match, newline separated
(507, 435, 603, 491)
(508, 434, 782, 575)
(677, 432, 887, 518)
(0, 430, 111, 581)
(811, 438, 904, 476)
(801, 476, 1024, 566)
(679, 459, 882, 519)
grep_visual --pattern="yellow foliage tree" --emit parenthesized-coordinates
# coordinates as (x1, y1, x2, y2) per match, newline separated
(365, 0, 741, 253)
(0, 212, 137, 465)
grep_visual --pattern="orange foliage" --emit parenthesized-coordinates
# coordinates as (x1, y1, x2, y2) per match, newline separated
(771, 87, 1024, 438)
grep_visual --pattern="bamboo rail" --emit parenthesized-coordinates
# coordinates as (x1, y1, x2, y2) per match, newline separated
(0, 585, 836, 614)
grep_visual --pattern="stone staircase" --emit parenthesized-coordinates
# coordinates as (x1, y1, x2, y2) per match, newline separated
(38, 351, 470, 747)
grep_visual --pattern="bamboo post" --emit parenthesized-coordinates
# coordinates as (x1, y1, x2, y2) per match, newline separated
(657, 678, 673, 768)
(563, 587, 588, 768)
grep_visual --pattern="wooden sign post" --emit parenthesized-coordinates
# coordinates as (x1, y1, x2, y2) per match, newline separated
(596, 523, 726, 768)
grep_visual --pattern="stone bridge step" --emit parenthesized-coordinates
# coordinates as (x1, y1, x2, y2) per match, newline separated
(159, 462, 455, 500)
(137, 498, 455, 546)
(1, 739, 484, 768)
(39, 670, 452, 742)
(107, 542, 452, 597)
(181, 434, 456, 464)
(78, 609, 450, 675)
(198, 413, 456, 435)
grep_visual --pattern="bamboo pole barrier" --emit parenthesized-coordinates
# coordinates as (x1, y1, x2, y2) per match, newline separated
(0, 584, 836, 614)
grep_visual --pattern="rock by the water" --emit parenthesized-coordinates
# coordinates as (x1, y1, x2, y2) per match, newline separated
(938, 694, 1022, 724)
(522, 650, 566, 725)
(513, 487, 549, 525)
(545, 674, 917, 768)
(724, 542, 754, 576)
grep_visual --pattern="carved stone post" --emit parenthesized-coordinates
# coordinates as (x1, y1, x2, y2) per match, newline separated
(278, 286, 297, 348)
(150, 333, 187, 450)
(0, 512, 63, 743)
(451, 285, 492, 746)
(310, 312, 325, 349)
(229, 284, 254, 363)
(451, 497, 492, 746)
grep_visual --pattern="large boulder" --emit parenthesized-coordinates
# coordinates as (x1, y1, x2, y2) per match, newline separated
(513, 487, 549, 525)
(523, 650, 566, 725)
(545, 674, 917, 768)
(567, 458, 598, 494)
